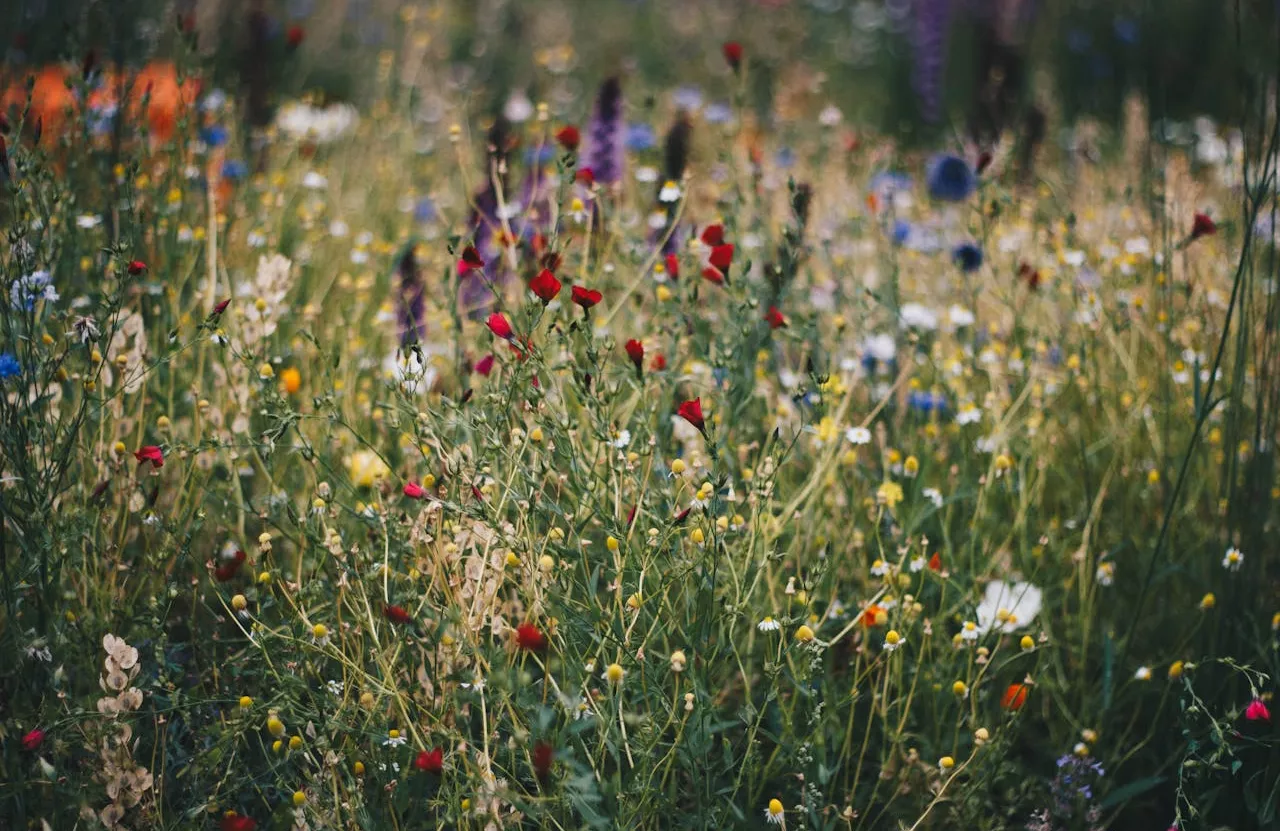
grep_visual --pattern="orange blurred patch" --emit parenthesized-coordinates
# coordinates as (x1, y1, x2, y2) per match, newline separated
(128, 61, 201, 145)
(2, 65, 78, 146)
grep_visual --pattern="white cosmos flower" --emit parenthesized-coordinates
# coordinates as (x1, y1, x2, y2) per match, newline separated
(975, 580, 1043, 635)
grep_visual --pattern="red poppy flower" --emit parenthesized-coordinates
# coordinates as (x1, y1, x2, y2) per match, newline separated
(221, 813, 257, 831)
(722, 41, 743, 71)
(414, 748, 444, 774)
(214, 549, 247, 582)
(127, 259, 147, 275)
(575, 168, 595, 187)
(664, 253, 680, 280)
(474, 354, 495, 376)
(403, 482, 426, 500)
(532, 741, 554, 782)
(286, 25, 305, 48)
(486, 313, 514, 340)
(383, 604, 412, 625)
(457, 245, 485, 275)
(928, 552, 942, 571)
(555, 125, 580, 151)
(676, 398, 706, 434)
(1246, 698, 1271, 723)
(700, 224, 725, 246)
(1190, 212, 1217, 241)
(571, 285, 602, 310)
(1001, 683, 1029, 711)
(764, 306, 786, 329)
(650, 353, 667, 372)
(529, 268, 562, 304)
(515, 622, 546, 652)
(860, 604, 885, 629)
(624, 339, 645, 371)
(20, 728, 45, 751)
(134, 445, 164, 468)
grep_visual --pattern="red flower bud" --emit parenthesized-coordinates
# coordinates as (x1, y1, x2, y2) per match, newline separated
(555, 125, 580, 151)
(221, 813, 257, 831)
(414, 748, 444, 774)
(529, 268, 562, 304)
(624, 339, 644, 370)
(650, 353, 667, 372)
(532, 741, 554, 782)
(127, 260, 147, 275)
(486, 313, 514, 340)
(383, 604, 412, 625)
(722, 41, 743, 71)
(1001, 683, 1029, 711)
(575, 168, 595, 187)
(764, 306, 786, 329)
(403, 482, 426, 500)
(1191, 212, 1217, 241)
(515, 622, 546, 652)
(21, 728, 45, 751)
(676, 398, 705, 434)
(134, 445, 164, 468)
(286, 25, 305, 48)
(570, 285, 602, 310)
(474, 354, 495, 376)
(458, 245, 485, 275)
(664, 253, 680, 280)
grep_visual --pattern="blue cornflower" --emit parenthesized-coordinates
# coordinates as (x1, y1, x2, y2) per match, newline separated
(891, 220, 912, 246)
(201, 125, 229, 148)
(9, 270, 58, 311)
(907, 390, 948, 414)
(952, 241, 983, 272)
(926, 155, 976, 202)
(414, 198, 437, 224)
(625, 123, 656, 152)
(673, 85, 704, 112)
(0, 352, 19, 380)
(221, 160, 248, 180)
(776, 147, 796, 168)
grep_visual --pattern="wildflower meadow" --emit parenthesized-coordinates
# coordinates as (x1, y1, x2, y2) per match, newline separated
(1, 1, 1279, 829)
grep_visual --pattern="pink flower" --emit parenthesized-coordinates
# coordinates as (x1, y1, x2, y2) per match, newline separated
(1245, 698, 1271, 723)
(486, 313, 514, 340)
(474, 354, 495, 376)
(21, 728, 45, 751)
(403, 482, 426, 500)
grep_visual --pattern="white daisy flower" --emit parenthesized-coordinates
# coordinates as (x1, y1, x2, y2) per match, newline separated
(1222, 547, 1244, 571)
(764, 798, 785, 825)
(846, 426, 872, 445)
(757, 616, 781, 632)
(659, 180, 682, 203)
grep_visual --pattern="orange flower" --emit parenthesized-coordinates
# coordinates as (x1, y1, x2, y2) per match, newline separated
(280, 367, 302, 395)
(1001, 683, 1029, 711)
(3, 65, 78, 146)
(129, 61, 201, 144)
(861, 604, 885, 629)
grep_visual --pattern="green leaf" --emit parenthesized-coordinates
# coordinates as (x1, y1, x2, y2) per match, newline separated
(1099, 775, 1164, 809)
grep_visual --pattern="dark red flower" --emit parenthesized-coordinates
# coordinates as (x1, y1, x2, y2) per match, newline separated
(21, 728, 45, 751)
(529, 268, 562, 304)
(403, 482, 426, 500)
(515, 622, 546, 652)
(575, 168, 595, 187)
(722, 41, 743, 71)
(555, 125, 580, 151)
(383, 604, 412, 625)
(764, 306, 786, 329)
(414, 747, 444, 774)
(1191, 212, 1217, 241)
(486, 313, 514, 340)
(540, 249, 563, 272)
(571, 285, 602, 310)
(127, 259, 147, 275)
(700, 224, 725, 246)
(285, 25, 305, 48)
(664, 253, 680, 280)
(212, 298, 231, 316)
(975, 150, 993, 175)
(134, 445, 164, 468)
(650, 353, 667, 372)
(474, 354, 495, 376)
(676, 398, 705, 434)
(1017, 262, 1041, 291)
(221, 813, 257, 831)
(532, 741, 554, 782)
(458, 245, 485, 275)
(214, 549, 247, 582)
(928, 552, 942, 571)
(624, 339, 645, 371)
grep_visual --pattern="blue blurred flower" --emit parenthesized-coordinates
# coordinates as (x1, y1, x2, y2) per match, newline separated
(1113, 18, 1139, 44)
(221, 160, 248, 180)
(870, 171, 912, 196)
(201, 125, 229, 148)
(952, 241, 983, 272)
(704, 102, 732, 124)
(776, 147, 796, 168)
(9, 270, 57, 311)
(926, 155, 976, 202)
(1067, 29, 1092, 53)
(0, 352, 19, 380)
(907, 390, 947, 414)
(891, 220, 912, 246)
(414, 198, 437, 224)
(673, 85, 704, 112)
(625, 123, 656, 152)
(525, 145, 556, 165)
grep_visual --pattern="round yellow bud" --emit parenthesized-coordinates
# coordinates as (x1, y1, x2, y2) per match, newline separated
(939, 756, 955, 770)
(289, 735, 303, 750)
(604, 663, 625, 685)
(360, 692, 375, 709)
(530, 426, 544, 443)
(538, 554, 556, 572)
(606, 535, 619, 552)
(974, 727, 990, 743)
(266, 716, 285, 737)
(670, 459, 686, 475)
(353, 761, 365, 776)
(312, 623, 328, 640)
(231, 594, 247, 611)
(794, 624, 816, 643)
(690, 528, 705, 545)
(239, 696, 253, 709)
(1168, 661, 1184, 680)
(952, 681, 968, 697)
(1020, 635, 1034, 652)
(670, 650, 687, 672)
(292, 791, 306, 806)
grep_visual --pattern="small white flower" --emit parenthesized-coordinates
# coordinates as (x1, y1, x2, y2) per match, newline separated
(659, 180, 682, 203)
(948, 305, 975, 327)
(1095, 562, 1114, 586)
(819, 104, 842, 127)
(909, 556, 926, 573)
(757, 616, 781, 632)
(302, 171, 328, 190)
(922, 487, 944, 508)
(382, 730, 408, 747)
(956, 405, 982, 426)
(612, 430, 632, 449)
(846, 426, 872, 445)
(899, 302, 938, 331)
(634, 166, 659, 184)
(1134, 666, 1152, 681)
(1222, 547, 1244, 571)
(76, 214, 102, 229)
(764, 799, 786, 825)
(326, 679, 344, 697)
(975, 580, 1042, 635)
(960, 621, 979, 641)
(870, 559, 890, 577)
